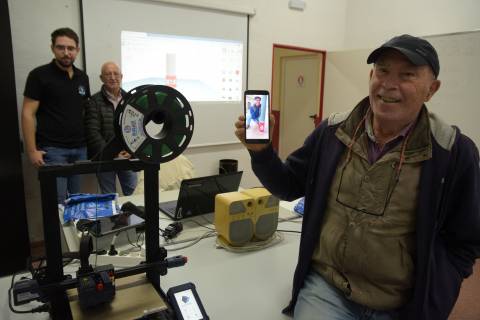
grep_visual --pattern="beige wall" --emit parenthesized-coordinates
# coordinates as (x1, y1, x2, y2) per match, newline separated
(322, 0, 480, 119)
(323, 48, 371, 118)
(344, 0, 480, 49)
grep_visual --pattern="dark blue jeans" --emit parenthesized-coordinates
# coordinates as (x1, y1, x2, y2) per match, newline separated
(42, 146, 87, 203)
(96, 170, 138, 196)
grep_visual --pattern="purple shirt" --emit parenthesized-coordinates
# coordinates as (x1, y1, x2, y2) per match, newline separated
(365, 115, 416, 164)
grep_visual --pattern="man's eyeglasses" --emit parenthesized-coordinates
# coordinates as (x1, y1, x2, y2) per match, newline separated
(335, 106, 410, 216)
(335, 157, 400, 217)
(101, 73, 121, 78)
(54, 45, 77, 52)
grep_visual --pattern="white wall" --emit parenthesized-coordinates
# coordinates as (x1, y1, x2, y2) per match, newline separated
(9, 0, 83, 124)
(323, 49, 370, 118)
(244, 0, 347, 88)
(343, 0, 480, 50)
(9, 0, 86, 243)
(322, 0, 480, 119)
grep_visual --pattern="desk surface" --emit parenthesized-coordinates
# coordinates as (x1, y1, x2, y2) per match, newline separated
(2, 191, 303, 320)
(161, 224, 300, 320)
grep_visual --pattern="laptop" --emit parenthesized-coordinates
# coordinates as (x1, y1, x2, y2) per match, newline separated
(159, 171, 243, 220)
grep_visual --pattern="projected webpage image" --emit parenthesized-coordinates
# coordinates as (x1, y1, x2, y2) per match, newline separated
(121, 31, 243, 102)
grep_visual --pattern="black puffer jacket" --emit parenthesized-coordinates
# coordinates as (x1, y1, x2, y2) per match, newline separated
(84, 86, 126, 159)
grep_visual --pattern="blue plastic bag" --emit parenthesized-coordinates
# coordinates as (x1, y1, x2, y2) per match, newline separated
(294, 197, 305, 215)
(63, 193, 118, 222)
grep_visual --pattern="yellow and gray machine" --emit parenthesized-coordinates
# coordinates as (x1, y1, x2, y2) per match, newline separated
(214, 188, 279, 246)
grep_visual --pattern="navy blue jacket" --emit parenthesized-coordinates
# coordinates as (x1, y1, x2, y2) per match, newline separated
(249, 104, 261, 121)
(250, 102, 480, 319)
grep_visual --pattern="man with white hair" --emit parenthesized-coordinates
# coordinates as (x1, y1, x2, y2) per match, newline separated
(84, 62, 137, 195)
(235, 34, 480, 320)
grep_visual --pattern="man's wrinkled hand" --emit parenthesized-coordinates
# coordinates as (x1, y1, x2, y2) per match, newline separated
(234, 113, 275, 152)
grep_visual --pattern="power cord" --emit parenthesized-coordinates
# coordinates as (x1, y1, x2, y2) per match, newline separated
(164, 230, 217, 251)
(28, 256, 76, 285)
(127, 229, 145, 248)
(182, 218, 214, 231)
(277, 229, 301, 234)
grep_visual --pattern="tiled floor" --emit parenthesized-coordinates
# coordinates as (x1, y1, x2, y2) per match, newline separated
(449, 261, 480, 320)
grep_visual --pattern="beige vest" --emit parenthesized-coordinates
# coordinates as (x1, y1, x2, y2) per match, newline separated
(312, 108, 432, 310)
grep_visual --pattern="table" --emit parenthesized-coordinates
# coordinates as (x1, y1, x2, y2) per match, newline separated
(2, 191, 303, 320)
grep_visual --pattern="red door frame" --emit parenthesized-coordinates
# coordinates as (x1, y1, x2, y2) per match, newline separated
(270, 44, 326, 151)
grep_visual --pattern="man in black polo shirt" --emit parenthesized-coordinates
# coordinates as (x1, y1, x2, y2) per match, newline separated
(22, 27, 90, 203)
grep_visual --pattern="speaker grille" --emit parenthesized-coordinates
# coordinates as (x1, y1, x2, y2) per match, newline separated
(255, 213, 278, 240)
(266, 195, 279, 207)
(229, 201, 247, 214)
(229, 220, 254, 245)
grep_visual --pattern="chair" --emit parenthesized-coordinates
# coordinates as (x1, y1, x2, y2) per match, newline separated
(133, 155, 195, 194)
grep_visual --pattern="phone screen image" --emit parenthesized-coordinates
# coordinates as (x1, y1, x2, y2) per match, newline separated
(244, 90, 269, 143)
(174, 289, 204, 320)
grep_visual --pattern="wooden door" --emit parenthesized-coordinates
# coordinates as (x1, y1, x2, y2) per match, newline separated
(279, 54, 321, 159)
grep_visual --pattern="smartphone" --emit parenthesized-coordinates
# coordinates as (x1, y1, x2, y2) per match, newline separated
(167, 282, 209, 320)
(244, 90, 270, 143)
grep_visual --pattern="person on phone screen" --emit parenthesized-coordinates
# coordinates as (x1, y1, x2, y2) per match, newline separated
(84, 62, 137, 195)
(246, 96, 262, 131)
(21, 27, 90, 204)
(234, 34, 480, 320)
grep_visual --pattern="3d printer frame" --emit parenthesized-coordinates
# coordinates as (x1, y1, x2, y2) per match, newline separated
(38, 159, 164, 319)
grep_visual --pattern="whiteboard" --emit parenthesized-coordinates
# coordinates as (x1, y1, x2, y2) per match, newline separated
(82, 0, 248, 147)
(424, 31, 480, 147)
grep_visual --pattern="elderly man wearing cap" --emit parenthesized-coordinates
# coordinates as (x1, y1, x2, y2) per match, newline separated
(234, 34, 480, 319)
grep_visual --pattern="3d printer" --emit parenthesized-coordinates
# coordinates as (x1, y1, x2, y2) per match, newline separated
(10, 85, 204, 319)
